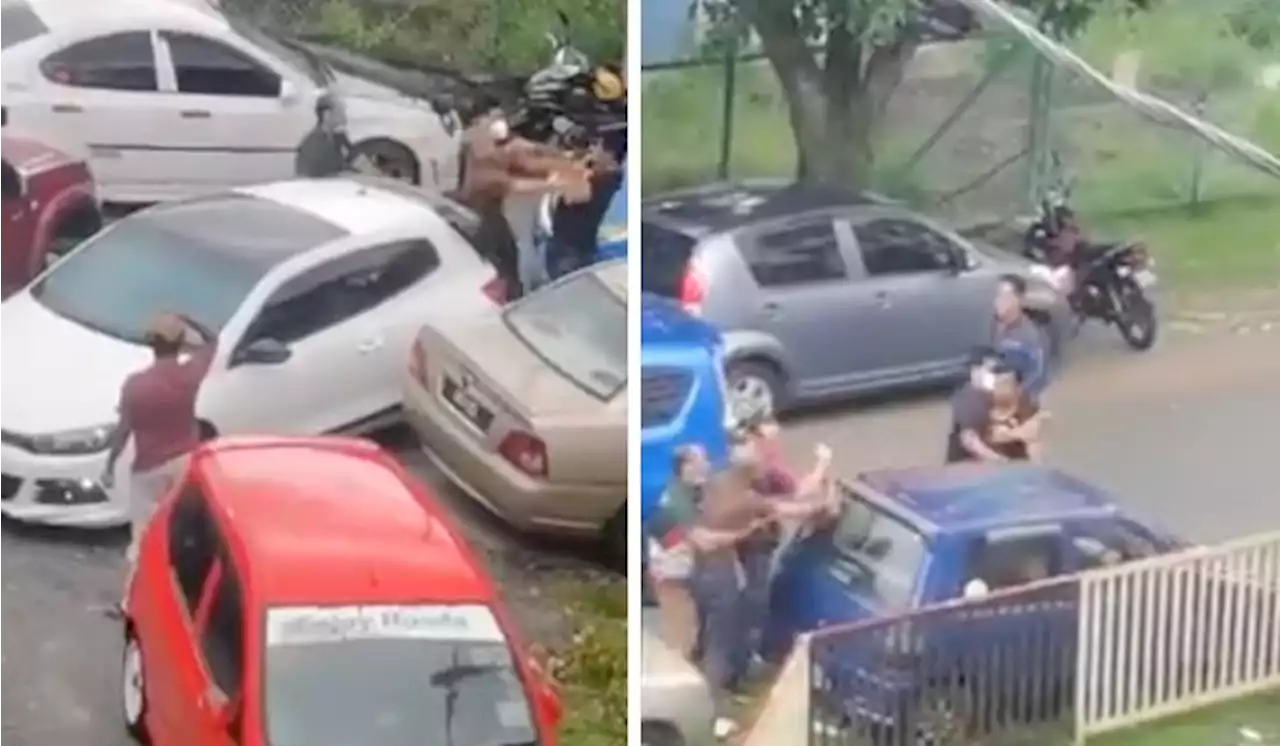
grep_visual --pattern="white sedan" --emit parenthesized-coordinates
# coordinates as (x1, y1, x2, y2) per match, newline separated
(0, 176, 503, 527)
(0, 0, 462, 203)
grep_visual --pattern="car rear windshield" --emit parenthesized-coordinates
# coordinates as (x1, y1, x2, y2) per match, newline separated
(29, 195, 345, 344)
(263, 604, 538, 746)
(829, 486, 929, 609)
(1, 0, 48, 49)
(504, 272, 627, 400)
(640, 221, 697, 297)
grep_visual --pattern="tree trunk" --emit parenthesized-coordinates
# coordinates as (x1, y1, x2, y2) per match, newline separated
(749, 6, 919, 190)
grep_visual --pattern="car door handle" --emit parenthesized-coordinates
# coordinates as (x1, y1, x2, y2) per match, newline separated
(180, 109, 212, 119)
(51, 104, 83, 114)
(356, 338, 384, 354)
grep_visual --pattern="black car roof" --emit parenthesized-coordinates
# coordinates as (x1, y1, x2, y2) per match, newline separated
(641, 180, 895, 235)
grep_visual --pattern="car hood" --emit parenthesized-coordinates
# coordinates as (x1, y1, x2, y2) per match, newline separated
(1, 294, 152, 433)
(430, 313, 615, 420)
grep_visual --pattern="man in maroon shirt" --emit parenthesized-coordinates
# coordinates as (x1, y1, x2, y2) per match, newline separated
(102, 312, 218, 565)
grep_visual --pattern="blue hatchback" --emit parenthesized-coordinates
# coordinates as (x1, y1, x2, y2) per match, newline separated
(639, 293, 732, 523)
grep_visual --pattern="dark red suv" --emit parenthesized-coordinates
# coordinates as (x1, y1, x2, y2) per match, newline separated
(2, 132, 102, 298)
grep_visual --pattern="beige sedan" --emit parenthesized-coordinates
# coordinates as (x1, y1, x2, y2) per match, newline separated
(642, 609, 715, 746)
(403, 259, 628, 559)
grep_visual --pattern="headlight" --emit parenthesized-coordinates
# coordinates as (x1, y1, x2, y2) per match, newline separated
(29, 423, 116, 455)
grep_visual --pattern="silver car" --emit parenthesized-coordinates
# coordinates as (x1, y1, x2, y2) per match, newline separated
(642, 609, 714, 746)
(641, 181, 1069, 415)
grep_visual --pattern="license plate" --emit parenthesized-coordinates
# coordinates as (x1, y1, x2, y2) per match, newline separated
(1134, 269, 1157, 288)
(442, 378, 494, 431)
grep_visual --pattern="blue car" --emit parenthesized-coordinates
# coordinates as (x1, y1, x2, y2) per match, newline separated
(639, 292, 731, 523)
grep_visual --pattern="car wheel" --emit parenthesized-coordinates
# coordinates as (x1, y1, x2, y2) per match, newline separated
(121, 629, 151, 743)
(641, 721, 684, 746)
(726, 359, 784, 418)
(352, 139, 421, 185)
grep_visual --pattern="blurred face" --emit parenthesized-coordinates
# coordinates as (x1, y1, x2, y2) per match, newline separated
(991, 370, 1021, 406)
(679, 446, 710, 485)
(994, 281, 1023, 321)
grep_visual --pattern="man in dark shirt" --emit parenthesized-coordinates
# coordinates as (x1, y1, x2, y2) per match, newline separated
(992, 273, 1050, 403)
(294, 94, 352, 178)
(103, 313, 218, 567)
(947, 352, 1045, 463)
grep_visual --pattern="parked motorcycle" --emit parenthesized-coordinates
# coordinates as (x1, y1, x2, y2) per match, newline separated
(1023, 154, 1160, 351)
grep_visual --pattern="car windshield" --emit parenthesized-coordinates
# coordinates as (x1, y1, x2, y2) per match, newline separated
(827, 488, 929, 609)
(263, 604, 539, 746)
(226, 16, 329, 86)
(504, 272, 627, 400)
(1, 0, 48, 49)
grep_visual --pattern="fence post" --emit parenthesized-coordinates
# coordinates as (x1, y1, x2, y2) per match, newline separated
(1188, 94, 1209, 209)
(1025, 54, 1055, 211)
(717, 38, 739, 180)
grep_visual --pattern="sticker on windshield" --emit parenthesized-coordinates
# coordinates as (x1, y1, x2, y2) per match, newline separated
(496, 700, 533, 730)
(266, 604, 505, 647)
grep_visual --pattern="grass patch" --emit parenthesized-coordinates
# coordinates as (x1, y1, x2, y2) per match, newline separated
(546, 581, 627, 746)
(1095, 198, 1280, 291)
(1090, 688, 1280, 745)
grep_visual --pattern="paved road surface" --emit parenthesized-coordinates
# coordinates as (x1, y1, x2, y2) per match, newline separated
(778, 326, 1280, 543)
(0, 427, 614, 746)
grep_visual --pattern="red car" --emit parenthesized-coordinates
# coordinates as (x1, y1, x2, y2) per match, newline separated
(1, 132, 102, 298)
(121, 436, 562, 746)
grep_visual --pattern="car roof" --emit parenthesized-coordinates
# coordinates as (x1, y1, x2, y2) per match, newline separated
(195, 437, 494, 608)
(640, 292, 720, 352)
(858, 463, 1119, 533)
(642, 179, 893, 236)
(234, 178, 446, 238)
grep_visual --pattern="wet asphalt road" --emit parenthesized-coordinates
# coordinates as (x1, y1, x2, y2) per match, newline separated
(0, 426, 616, 746)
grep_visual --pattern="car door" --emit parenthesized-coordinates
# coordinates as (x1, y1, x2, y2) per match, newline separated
(7, 30, 172, 201)
(145, 483, 224, 746)
(191, 550, 248, 746)
(850, 216, 994, 373)
(152, 30, 311, 191)
(737, 215, 875, 396)
(200, 242, 440, 436)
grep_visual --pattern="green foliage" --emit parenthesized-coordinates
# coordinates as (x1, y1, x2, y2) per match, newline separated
(546, 583, 627, 746)
(242, 0, 623, 73)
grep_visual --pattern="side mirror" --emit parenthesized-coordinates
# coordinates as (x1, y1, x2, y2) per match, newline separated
(279, 79, 299, 103)
(1, 161, 25, 201)
(235, 337, 292, 366)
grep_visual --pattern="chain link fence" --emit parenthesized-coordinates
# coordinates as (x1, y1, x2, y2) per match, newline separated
(641, 16, 1280, 224)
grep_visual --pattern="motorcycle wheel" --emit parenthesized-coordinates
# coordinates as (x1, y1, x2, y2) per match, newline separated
(1115, 280, 1158, 351)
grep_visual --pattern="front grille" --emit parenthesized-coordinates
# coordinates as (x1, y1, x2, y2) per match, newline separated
(641, 367, 694, 429)
(1, 474, 22, 501)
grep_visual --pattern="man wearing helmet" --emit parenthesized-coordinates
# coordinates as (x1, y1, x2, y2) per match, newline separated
(294, 94, 353, 179)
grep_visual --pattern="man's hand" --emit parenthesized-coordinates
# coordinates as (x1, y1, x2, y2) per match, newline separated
(814, 443, 833, 466)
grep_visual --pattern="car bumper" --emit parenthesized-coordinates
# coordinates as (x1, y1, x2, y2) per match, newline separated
(402, 381, 621, 537)
(0, 445, 126, 527)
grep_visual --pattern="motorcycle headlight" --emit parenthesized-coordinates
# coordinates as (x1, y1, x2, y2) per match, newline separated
(29, 423, 116, 455)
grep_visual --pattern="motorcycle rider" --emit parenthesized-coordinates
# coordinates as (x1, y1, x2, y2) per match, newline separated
(294, 94, 353, 178)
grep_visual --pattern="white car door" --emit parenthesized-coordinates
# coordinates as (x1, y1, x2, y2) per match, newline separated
(3, 30, 178, 202)
(150, 29, 313, 192)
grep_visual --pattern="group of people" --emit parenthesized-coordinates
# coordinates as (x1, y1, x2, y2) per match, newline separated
(646, 416, 840, 738)
(295, 92, 622, 300)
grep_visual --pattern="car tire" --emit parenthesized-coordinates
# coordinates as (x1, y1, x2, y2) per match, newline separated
(121, 628, 151, 743)
(603, 506, 626, 571)
(352, 138, 421, 186)
(726, 358, 785, 418)
(641, 721, 684, 746)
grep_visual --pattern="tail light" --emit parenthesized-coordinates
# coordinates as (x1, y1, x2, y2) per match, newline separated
(482, 276, 508, 304)
(498, 430, 548, 477)
(679, 266, 706, 316)
(408, 337, 428, 386)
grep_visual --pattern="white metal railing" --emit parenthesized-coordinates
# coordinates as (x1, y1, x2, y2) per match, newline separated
(1075, 531, 1280, 742)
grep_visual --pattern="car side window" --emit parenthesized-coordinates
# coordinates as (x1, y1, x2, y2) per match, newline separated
(162, 32, 280, 97)
(967, 531, 1064, 591)
(167, 483, 219, 616)
(855, 219, 956, 276)
(247, 241, 440, 344)
(1072, 521, 1160, 570)
(40, 32, 158, 92)
(743, 219, 847, 287)
(201, 554, 245, 700)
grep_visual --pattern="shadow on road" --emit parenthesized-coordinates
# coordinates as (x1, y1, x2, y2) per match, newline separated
(0, 516, 130, 550)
